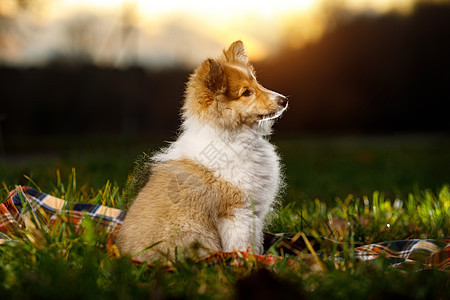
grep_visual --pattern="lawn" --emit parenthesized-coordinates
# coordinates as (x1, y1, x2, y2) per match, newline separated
(0, 134, 449, 299)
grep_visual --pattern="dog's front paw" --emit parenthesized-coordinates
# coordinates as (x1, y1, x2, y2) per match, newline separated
(218, 209, 264, 254)
(252, 241, 264, 255)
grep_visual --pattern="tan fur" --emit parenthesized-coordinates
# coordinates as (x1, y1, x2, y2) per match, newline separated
(183, 41, 283, 131)
(117, 41, 287, 261)
(116, 159, 245, 261)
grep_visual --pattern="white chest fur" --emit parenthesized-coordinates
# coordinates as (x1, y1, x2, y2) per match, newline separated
(153, 119, 281, 220)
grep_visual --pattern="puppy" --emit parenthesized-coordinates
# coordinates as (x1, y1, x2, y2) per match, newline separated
(116, 41, 288, 261)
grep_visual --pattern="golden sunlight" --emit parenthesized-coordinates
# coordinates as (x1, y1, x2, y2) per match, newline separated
(58, 0, 317, 16)
(1, 0, 419, 67)
(52, 0, 418, 60)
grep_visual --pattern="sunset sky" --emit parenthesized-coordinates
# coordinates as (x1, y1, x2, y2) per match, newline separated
(0, 0, 418, 67)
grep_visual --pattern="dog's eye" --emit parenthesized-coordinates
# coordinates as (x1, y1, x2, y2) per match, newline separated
(241, 89, 253, 97)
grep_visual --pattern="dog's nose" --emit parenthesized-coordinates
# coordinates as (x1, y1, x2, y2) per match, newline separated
(276, 95, 289, 108)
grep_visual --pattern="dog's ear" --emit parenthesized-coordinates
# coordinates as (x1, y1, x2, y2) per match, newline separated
(204, 58, 227, 94)
(224, 40, 249, 64)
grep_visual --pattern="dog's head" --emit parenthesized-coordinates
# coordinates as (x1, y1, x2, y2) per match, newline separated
(183, 41, 288, 133)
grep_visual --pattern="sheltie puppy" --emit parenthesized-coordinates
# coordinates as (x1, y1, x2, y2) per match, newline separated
(116, 40, 288, 261)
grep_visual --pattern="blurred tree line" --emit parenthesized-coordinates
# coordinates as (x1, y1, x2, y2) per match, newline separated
(0, 67, 187, 136)
(0, 1, 449, 141)
(256, 1, 450, 133)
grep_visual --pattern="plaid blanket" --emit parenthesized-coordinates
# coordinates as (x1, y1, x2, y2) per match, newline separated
(1, 186, 449, 271)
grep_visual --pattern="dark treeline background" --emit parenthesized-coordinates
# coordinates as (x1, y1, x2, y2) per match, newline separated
(1, 1, 449, 145)
(0, 67, 188, 136)
(257, 1, 450, 133)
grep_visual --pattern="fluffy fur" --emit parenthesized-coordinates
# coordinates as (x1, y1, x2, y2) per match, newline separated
(117, 41, 288, 261)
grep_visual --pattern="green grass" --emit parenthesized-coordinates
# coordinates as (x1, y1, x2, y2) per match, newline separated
(2, 134, 449, 204)
(0, 135, 449, 299)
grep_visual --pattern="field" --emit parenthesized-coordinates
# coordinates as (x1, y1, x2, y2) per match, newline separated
(0, 134, 449, 299)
